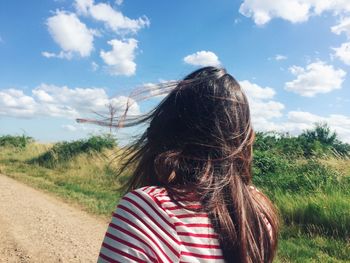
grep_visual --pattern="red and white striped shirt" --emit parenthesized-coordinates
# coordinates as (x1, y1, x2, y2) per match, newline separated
(98, 186, 225, 262)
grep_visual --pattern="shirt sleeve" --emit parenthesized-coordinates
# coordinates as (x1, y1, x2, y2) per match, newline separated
(97, 188, 181, 263)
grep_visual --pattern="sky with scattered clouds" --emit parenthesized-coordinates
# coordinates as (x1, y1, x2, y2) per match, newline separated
(0, 0, 350, 143)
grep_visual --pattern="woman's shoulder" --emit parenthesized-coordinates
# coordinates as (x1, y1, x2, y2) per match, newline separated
(123, 186, 202, 217)
(119, 186, 175, 219)
(124, 186, 171, 206)
(132, 185, 169, 197)
(99, 186, 182, 262)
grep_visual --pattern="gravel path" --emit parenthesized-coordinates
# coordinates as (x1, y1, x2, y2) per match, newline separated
(0, 174, 109, 263)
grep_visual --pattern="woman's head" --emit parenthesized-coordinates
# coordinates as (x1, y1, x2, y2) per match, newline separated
(141, 66, 255, 186)
(117, 66, 278, 263)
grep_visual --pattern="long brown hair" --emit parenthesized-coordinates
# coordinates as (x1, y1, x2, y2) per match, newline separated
(101, 67, 278, 262)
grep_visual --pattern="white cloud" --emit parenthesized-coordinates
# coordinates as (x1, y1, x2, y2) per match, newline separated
(91, 61, 99, 71)
(333, 42, 350, 65)
(75, 0, 93, 15)
(274, 54, 287, 61)
(287, 111, 324, 124)
(239, 0, 350, 25)
(62, 124, 78, 132)
(319, 2, 348, 17)
(0, 89, 37, 118)
(108, 95, 140, 116)
(240, 80, 275, 100)
(285, 61, 346, 97)
(331, 18, 350, 65)
(100, 38, 138, 76)
(141, 80, 178, 99)
(239, 0, 310, 25)
(0, 84, 140, 119)
(281, 111, 350, 143)
(45, 11, 95, 58)
(41, 51, 73, 60)
(33, 84, 107, 115)
(251, 100, 285, 119)
(61, 123, 99, 133)
(236, 81, 347, 141)
(239, 80, 285, 132)
(306, 0, 350, 15)
(74, 0, 149, 34)
(331, 17, 350, 37)
(289, 65, 304, 75)
(32, 88, 55, 103)
(183, 51, 221, 67)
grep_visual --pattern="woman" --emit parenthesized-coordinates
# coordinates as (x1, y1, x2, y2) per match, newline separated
(98, 67, 279, 263)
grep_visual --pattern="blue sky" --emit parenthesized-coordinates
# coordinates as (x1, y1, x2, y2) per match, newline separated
(0, 0, 350, 143)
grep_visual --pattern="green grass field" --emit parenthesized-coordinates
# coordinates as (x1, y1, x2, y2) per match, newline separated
(0, 136, 349, 262)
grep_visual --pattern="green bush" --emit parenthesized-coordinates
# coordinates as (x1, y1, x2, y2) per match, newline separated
(254, 132, 304, 158)
(0, 135, 34, 148)
(298, 123, 350, 157)
(253, 150, 289, 175)
(254, 123, 350, 158)
(254, 158, 341, 194)
(31, 135, 117, 168)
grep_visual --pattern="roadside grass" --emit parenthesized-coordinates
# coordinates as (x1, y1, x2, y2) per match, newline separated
(275, 226, 350, 263)
(274, 191, 350, 239)
(30, 135, 116, 168)
(0, 141, 349, 262)
(0, 143, 123, 217)
(251, 153, 350, 262)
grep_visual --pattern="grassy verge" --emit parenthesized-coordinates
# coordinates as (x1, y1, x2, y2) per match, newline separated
(0, 143, 122, 217)
(0, 141, 349, 262)
(275, 226, 350, 262)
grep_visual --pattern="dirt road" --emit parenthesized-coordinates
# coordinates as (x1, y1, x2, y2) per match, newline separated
(0, 174, 109, 263)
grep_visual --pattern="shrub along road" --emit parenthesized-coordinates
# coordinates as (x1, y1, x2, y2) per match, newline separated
(0, 174, 108, 263)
